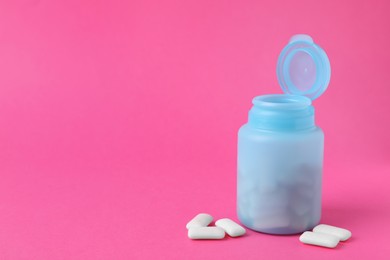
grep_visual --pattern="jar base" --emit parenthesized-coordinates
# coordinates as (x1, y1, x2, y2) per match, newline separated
(238, 215, 319, 235)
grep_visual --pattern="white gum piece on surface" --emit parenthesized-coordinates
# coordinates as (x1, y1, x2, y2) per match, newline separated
(215, 218, 246, 237)
(313, 224, 352, 241)
(299, 231, 339, 248)
(186, 213, 213, 229)
(188, 227, 225, 240)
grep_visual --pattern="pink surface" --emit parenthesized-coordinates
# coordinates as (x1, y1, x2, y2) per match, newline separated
(0, 0, 389, 259)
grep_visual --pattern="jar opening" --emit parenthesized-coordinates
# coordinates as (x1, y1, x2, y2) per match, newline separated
(252, 94, 311, 110)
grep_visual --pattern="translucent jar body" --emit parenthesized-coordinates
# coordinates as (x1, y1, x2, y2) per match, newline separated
(237, 94, 324, 234)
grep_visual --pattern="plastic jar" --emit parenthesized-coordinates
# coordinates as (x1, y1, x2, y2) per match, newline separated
(237, 35, 331, 234)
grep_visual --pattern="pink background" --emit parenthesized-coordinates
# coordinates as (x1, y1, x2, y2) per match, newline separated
(0, 0, 389, 259)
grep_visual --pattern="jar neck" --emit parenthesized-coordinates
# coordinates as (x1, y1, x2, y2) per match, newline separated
(248, 94, 315, 131)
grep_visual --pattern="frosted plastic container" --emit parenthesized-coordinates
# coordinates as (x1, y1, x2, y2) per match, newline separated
(237, 35, 331, 234)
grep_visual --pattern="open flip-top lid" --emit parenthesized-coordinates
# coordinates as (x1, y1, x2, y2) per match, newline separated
(276, 34, 331, 100)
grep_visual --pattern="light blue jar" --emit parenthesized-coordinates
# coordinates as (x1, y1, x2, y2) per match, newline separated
(237, 35, 331, 235)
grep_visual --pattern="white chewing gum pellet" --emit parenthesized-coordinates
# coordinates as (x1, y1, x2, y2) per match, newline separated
(186, 213, 213, 229)
(188, 227, 225, 240)
(313, 224, 352, 241)
(299, 231, 339, 248)
(215, 218, 246, 237)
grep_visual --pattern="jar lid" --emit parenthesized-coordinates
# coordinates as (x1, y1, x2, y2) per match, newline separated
(276, 34, 331, 100)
